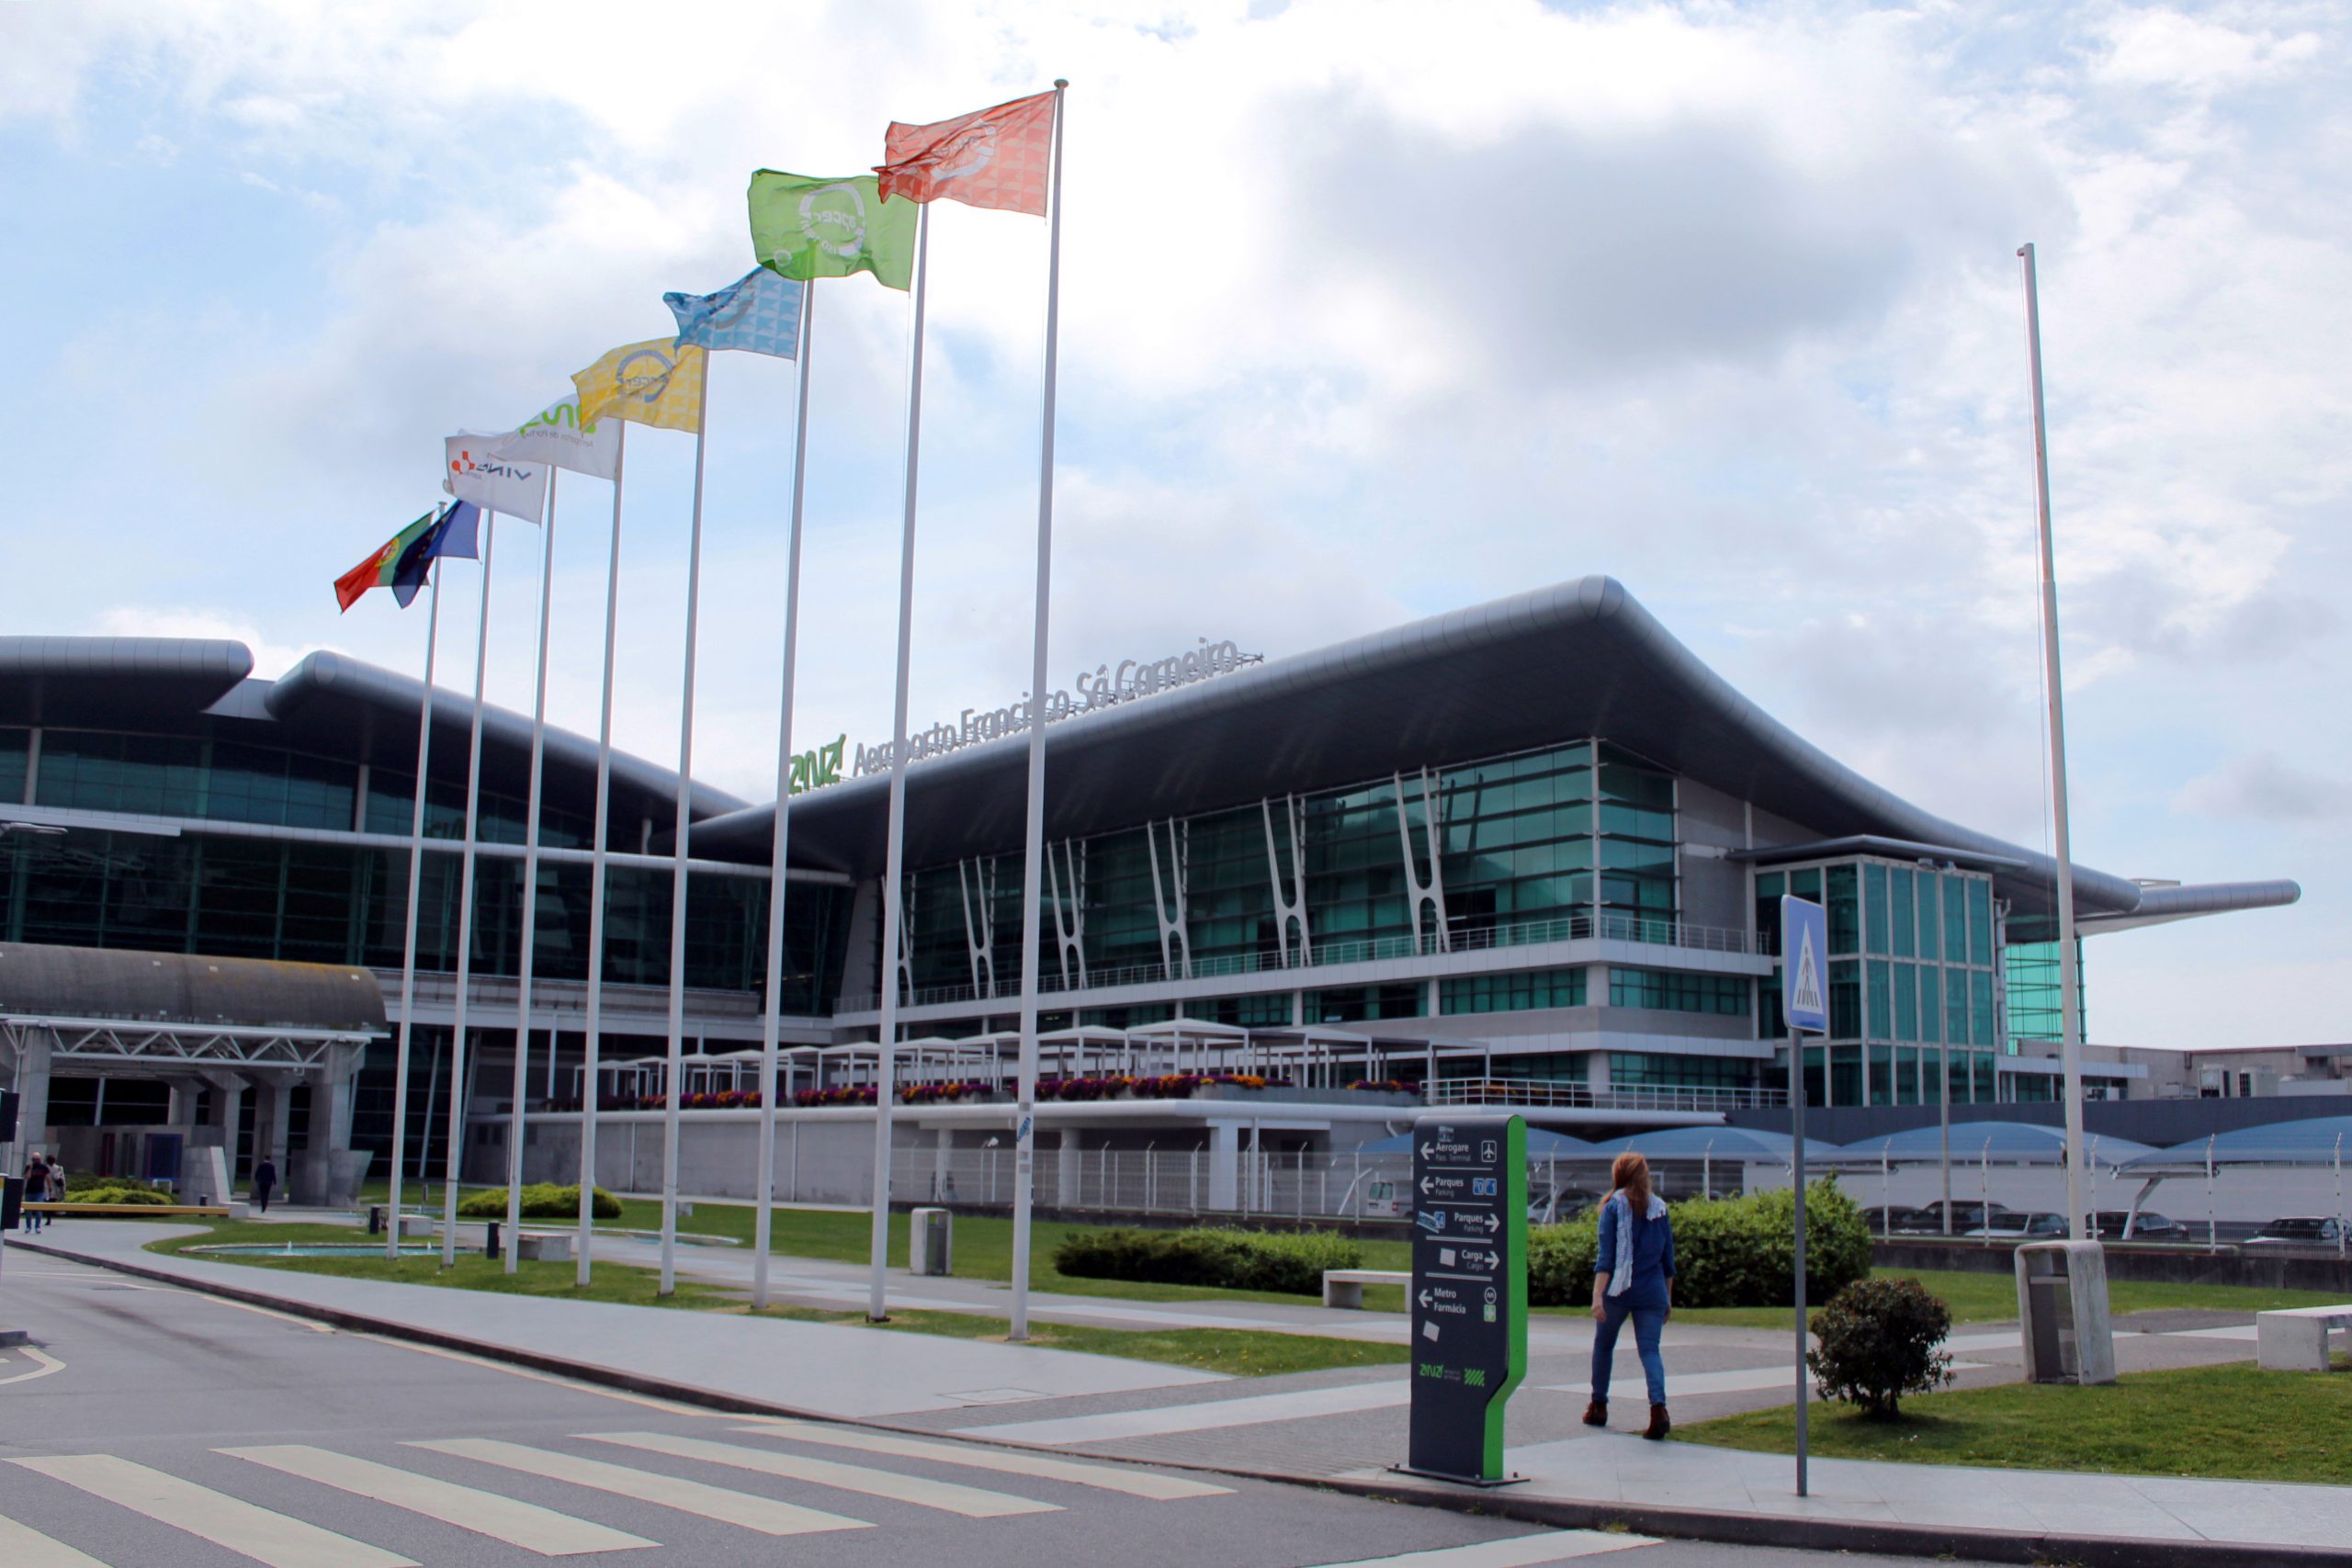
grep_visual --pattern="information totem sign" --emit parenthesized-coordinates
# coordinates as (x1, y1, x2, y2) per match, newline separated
(1402, 1114, 1528, 1485)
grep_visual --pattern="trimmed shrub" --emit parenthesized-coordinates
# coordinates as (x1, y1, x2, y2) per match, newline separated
(71, 1187, 175, 1207)
(64, 1173, 160, 1194)
(1524, 1179, 1871, 1310)
(456, 1183, 621, 1221)
(1807, 1275, 1954, 1418)
(1053, 1226, 1361, 1295)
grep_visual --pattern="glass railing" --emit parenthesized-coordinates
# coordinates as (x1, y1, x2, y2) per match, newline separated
(838, 911, 1766, 1014)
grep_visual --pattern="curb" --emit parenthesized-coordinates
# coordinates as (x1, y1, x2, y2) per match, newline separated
(12, 1236, 2347, 1568)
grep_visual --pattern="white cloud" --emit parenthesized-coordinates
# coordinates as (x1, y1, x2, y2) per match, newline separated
(89, 605, 330, 682)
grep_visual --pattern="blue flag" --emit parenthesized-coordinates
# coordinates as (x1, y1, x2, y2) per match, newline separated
(666, 267, 804, 358)
(390, 501, 480, 607)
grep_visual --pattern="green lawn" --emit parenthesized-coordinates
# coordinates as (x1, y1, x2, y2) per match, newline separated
(1647, 1267, 2352, 1330)
(752, 1304, 1409, 1376)
(149, 1222, 738, 1310)
(1679, 1359, 2352, 1486)
(143, 1219, 1408, 1378)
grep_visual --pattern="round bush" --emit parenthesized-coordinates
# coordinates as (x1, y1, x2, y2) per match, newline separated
(73, 1188, 174, 1207)
(1806, 1275, 1955, 1418)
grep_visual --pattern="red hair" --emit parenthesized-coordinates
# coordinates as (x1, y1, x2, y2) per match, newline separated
(1610, 1151, 1652, 1208)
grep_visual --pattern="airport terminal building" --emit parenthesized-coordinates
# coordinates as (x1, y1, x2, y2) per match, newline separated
(0, 578, 2302, 1201)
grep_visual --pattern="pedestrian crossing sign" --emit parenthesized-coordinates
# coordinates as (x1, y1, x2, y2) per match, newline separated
(1781, 896, 1829, 1034)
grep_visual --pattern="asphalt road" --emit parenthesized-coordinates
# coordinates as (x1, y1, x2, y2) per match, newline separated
(0, 1246, 1994, 1568)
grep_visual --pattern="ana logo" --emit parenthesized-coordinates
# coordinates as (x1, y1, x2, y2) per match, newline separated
(451, 450, 476, 475)
(918, 122, 998, 184)
(450, 448, 536, 482)
(797, 182, 868, 259)
(613, 346, 678, 404)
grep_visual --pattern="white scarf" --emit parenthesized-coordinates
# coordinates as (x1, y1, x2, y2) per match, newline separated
(1606, 1190, 1669, 1297)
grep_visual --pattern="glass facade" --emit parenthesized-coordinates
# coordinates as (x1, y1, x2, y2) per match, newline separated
(1440, 966, 1587, 1015)
(1608, 967, 1748, 1017)
(1755, 858, 2001, 1107)
(891, 739, 1679, 999)
(2004, 939, 2086, 1054)
(1609, 1052, 1751, 1090)
(0, 728, 28, 805)
(28, 727, 600, 848)
(0, 824, 850, 1012)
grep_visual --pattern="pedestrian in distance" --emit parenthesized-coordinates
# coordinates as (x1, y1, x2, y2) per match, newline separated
(20, 1155, 51, 1234)
(252, 1156, 278, 1215)
(1585, 1150, 1676, 1440)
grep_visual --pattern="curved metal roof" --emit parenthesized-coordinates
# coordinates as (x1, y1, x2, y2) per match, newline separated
(1357, 1127, 1597, 1156)
(687, 575, 2297, 926)
(2129, 1115, 2352, 1168)
(266, 650, 746, 821)
(0, 637, 253, 728)
(1588, 1125, 1842, 1161)
(1830, 1121, 2156, 1168)
(0, 941, 385, 1032)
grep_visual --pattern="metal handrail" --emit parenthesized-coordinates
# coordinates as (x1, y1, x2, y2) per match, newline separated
(1420, 1077, 1788, 1112)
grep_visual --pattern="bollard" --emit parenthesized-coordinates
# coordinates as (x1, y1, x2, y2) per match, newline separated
(486, 1220, 502, 1261)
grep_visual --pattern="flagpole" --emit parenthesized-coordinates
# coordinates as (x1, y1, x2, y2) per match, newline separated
(1010, 79, 1069, 1343)
(384, 555, 445, 1260)
(661, 365, 716, 1297)
(577, 425, 627, 1286)
(754, 281, 817, 1312)
(441, 510, 499, 1267)
(503, 469, 560, 1274)
(2019, 242, 2090, 1241)
(868, 205, 932, 1322)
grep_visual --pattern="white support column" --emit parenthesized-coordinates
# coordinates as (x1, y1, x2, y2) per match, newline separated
(1261, 795, 1310, 965)
(1146, 818, 1190, 980)
(1393, 769, 1449, 953)
(1207, 1122, 1240, 1209)
(1046, 840, 1086, 988)
(1057, 1126, 1081, 1208)
(957, 857, 997, 1000)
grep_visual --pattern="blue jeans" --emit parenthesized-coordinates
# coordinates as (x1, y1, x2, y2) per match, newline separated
(1591, 1294, 1667, 1405)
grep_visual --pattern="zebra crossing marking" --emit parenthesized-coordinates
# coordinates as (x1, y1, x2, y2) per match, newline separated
(732, 1420, 1232, 1499)
(221, 1445, 658, 1556)
(10, 1454, 416, 1568)
(582, 1431, 1059, 1518)
(404, 1438, 870, 1538)
(0, 1507, 111, 1568)
(1307, 1529, 1659, 1565)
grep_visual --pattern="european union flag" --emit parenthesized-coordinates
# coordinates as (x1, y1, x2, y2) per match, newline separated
(665, 267, 804, 359)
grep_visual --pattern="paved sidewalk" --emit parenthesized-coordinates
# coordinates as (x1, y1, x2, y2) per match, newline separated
(1335, 1430, 2352, 1557)
(9, 1224, 1221, 1418)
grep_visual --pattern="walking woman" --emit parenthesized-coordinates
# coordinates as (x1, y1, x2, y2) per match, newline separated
(1585, 1150, 1675, 1439)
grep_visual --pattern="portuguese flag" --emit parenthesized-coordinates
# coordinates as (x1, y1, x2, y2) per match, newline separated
(334, 501, 480, 613)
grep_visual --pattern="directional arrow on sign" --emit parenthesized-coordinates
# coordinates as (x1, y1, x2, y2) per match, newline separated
(1419, 1289, 1434, 1310)
(1476, 1213, 1500, 1235)
(1419, 1142, 1434, 1159)
(1419, 1175, 1434, 1195)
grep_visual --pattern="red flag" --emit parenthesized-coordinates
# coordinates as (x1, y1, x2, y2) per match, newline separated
(876, 89, 1055, 217)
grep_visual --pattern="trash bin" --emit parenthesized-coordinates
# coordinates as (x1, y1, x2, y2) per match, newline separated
(910, 1207, 953, 1277)
(2015, 1239, 2116, 1385)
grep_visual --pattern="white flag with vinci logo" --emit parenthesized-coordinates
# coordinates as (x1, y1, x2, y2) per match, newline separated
(488, 395, 622, 481)
(443, 432, 551, 517)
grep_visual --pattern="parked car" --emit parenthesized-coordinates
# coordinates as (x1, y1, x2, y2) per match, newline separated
(2245, 1217, 2344, 1248)
(2088, 1210, 2188, 1242)
(1968, 1211, 2068, 1239)
(1900, 1201, 2024, 1235)
(1862, 1205, 1928, 1235)
(1528, 1186, 1595, 1224)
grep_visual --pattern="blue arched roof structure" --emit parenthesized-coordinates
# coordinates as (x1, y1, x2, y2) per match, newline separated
(1830, 1120, 2156, 1169)
(2128, 1115, 2352, 1168)
(1589, 1125, 1842, 1162)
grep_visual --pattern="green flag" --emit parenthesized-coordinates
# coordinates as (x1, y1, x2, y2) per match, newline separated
(747, 172, 916, 291)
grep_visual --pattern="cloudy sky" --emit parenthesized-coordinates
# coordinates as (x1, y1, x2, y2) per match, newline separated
(5, 1, 2344, 1049)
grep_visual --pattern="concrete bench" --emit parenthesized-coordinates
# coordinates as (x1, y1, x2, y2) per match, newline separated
(1323, 1268, 1411, 1309)
(2256, 1305, 2352, 1372)
(514, 1231, 573, 1263)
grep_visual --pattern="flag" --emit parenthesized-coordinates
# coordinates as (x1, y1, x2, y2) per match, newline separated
(334, 502, 481, 613)
(747, 172, 916, 291)
(571, 338, 708, 434)
(493, 394, 622, 481)
(666, 267, 804, 358)
(876, 89, 1055, 216)
(444, 434, 550, 517)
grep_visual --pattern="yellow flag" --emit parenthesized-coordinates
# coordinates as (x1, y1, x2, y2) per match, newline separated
(571, 338, 708, 433)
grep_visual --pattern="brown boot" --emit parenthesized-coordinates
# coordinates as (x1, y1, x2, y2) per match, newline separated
(1644, 1404, 1670, 1440)
(1581, 1399, 1607, 1427)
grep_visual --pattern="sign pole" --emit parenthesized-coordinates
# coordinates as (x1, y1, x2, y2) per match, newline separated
(575, 424, 626, 1287)
(384, 558, 444, 1259)
(1780, 894, 1827, 1499)
(1792, 1022, 1809, 1498)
